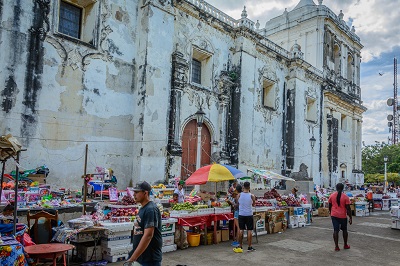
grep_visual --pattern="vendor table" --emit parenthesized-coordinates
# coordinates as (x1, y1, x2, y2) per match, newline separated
(210, 213, 234, 244)
(0, 236, 28, 266)
(24, 243, 74, 266)
(175, 213, 233, 245)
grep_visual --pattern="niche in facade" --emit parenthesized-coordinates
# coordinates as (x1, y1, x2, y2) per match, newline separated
(347, 54, 354, 83)
(306, 97, 317, 122)
(341, 114, 348, 131)
(262, 79, 276, 110)
(55, 0, 99, 46)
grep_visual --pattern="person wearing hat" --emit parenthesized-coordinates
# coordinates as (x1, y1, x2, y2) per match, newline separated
(127, 181, 162, 266)
(174, 180, 185, 203)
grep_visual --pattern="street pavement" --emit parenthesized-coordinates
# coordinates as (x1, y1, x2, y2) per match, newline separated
(111, 210, 400, 266)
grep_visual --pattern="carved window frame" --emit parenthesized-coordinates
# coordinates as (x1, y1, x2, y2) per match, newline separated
(190, 46, 213, 89)
(53, 0, 100, 48)
(262, 79, 276, 110)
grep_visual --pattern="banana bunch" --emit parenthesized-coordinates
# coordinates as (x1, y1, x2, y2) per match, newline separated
(152, 183, 166, 189)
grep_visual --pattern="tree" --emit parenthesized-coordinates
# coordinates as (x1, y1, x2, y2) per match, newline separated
(362, 142, 400, 184)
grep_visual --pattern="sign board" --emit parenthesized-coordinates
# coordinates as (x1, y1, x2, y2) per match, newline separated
(108, 187, 118, 202)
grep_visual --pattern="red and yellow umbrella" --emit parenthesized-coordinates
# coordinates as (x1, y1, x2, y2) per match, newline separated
(185, 164, 238, 185)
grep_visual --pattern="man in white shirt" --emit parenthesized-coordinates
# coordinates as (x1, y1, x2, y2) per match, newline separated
(233, 181, 256, 253)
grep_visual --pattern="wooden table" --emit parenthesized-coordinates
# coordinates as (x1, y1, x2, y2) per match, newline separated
(25, 243, 74, 266)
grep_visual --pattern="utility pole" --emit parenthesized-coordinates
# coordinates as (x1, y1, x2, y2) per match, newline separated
(387, 57, 398, 144)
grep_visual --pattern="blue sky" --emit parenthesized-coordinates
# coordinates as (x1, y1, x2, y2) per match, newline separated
(206, 0, 399, 145)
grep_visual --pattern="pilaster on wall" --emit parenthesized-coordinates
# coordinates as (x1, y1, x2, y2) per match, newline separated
(134, 1, 175, 183)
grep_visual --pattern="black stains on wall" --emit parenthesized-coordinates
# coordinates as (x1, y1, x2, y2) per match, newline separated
(285, 88, 295, 172)
(225, 65, 241, 166)
(327, 115, 338, 186)
(281, 82, 288, 176)
(2, 76, 18, 113)
(21, 0, 50, 142)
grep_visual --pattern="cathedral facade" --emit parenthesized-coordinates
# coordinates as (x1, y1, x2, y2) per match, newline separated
(0, 0, 365, 189)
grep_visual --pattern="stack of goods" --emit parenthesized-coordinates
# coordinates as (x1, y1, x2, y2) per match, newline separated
(266, 210, 286, 233)
(382, 195, 391, 211)
(101, 222, 134, 262)
(161, 218, 178, 253)
(170, 202, 198, 217)
(288, 207, 307, 228)
(390, 205, 400, 229)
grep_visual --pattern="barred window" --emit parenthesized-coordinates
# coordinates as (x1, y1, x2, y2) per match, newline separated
(191, 59, 202, 84)
(58, 1, 82, 39)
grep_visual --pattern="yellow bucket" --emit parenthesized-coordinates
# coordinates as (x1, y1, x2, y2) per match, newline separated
(187, 233, 201, 247)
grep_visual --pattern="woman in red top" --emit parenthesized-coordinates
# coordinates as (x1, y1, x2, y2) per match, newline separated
(328, 183, 352, 251)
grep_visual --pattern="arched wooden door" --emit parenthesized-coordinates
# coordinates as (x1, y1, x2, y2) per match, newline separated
(181, 120, 211, 180)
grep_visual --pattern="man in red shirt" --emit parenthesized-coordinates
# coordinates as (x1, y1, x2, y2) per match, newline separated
(328, 183, 352, 251)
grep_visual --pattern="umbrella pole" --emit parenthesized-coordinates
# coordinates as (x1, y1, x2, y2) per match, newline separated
(0, 161, 5, 203)
(13, 151, 20, 235)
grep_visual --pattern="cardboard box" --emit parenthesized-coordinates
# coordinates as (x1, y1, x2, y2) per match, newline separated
(197, 192, 212, 201)
(216, 230, 222, 243)
(318, 207, 330, 217)
(221, 229, 229, 242)
(266, 221, 282, 234)
(77, 245, 102, 261)
(27, 174, 46, 183)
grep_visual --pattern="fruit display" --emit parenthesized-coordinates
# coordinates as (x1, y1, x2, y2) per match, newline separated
(263, 189, 282, 200)
(104, 206, 138, 220)
(117, 195, 136, 205)
(152, 183, 167, 189)
(255, 200, 273, 207)
(171, 202, 196, 211)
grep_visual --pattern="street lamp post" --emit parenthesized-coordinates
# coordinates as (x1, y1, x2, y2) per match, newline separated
(195, 109, 205, 191)
(384, 155, 388, 194)
(309, 136, 316, 185)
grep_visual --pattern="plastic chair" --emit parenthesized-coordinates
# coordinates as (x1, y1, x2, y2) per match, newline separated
(27, 210, 59, 244)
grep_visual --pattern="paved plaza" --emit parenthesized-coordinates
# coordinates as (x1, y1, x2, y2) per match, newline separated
(113, 210, 400, 266)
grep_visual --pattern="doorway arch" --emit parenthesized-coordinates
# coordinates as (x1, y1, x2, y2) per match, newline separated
(181, 119, 211, 180)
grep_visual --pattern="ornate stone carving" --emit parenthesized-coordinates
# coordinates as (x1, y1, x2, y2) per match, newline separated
(46, 2, 113, 71)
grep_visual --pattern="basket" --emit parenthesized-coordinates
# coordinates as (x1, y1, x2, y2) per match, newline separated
(187, 233, 200, 247)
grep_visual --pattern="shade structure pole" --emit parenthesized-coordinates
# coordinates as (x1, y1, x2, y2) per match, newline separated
(13, 151, 20, 235)
(195, 126, 202, 192)
(0, 161, 5, 204)
(83, 144, 88, 214)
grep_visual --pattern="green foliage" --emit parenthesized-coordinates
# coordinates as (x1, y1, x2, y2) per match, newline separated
(362, 142, 400, 184)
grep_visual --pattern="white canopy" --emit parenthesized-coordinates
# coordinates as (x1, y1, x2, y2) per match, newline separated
(247, 168, 295, 181)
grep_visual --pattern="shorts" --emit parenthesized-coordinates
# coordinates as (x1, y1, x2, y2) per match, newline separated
(238, 215, 254, 231)
(331, 216, 348, 232)
(234, 210, 239, 219)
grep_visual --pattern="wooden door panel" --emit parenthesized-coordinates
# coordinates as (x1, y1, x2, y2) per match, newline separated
(181, 120, 211, 179)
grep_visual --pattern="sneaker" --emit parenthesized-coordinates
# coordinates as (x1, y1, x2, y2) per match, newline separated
(335, 247, 340, 251)
(343, 244, 350, 249)
(233, 247, 243, 253)
(231, 241, 239, 247)
(247, 246, 256, 252)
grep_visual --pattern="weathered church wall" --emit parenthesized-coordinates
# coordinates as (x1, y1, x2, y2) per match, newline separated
(1, 0, 140, 189)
